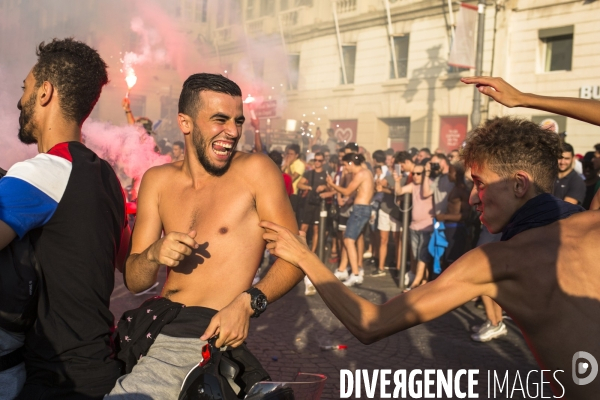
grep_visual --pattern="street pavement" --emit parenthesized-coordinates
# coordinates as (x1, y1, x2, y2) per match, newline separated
(110, 257, 552, 399)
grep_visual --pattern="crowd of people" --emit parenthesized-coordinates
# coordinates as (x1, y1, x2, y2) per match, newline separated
(2, 36, 600, 400)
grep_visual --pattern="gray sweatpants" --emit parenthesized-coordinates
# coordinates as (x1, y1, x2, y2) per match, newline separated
(107, 334, 207, 399)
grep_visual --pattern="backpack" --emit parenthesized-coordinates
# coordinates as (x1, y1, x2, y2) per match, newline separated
(0, 168, 41, 333)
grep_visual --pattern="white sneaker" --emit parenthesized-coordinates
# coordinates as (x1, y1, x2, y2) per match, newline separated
(404, 271, 415, 287)
(471, 321, 507, 342)
(363, 251, 373, 259)
(305, 283, 317, 296)
(343, 274, 362, 287)
(358, 267, 364, 277)
(471, 319, 492, 333)
(334, 269, 349, 281)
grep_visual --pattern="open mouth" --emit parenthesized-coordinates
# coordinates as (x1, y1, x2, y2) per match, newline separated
(212, 140, 234, 160)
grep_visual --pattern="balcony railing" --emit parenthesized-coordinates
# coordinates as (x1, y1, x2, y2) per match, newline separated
(214, 26, 232, 43)
(336, 0, 357, 13)
(279, 8, 299, 27)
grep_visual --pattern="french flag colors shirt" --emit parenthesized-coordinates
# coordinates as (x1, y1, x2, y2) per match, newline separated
(0, 142, 126, 390)
(0, 144, 72, 238)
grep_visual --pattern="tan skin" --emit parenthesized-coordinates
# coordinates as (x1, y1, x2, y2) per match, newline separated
(0, 70, 131, 264)
(262, 163, 600, 399)
(125, 91, 304, 348)
(326, 161, 373, 276)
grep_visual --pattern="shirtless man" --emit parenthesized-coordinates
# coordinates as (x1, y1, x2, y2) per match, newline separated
(326, 153, 374, 287)
(262, 116, 600, 399)
(110, 73, 303, 397)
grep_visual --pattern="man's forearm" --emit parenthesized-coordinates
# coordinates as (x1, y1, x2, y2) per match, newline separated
(125, 250, 161, 293)
(520, 94, 600, 127)
(422, 176, 433, 197)
(297, 252, 381, 344)
(255, 258, 304, 303)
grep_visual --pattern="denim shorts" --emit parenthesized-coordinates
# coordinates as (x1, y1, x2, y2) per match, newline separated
(344, 204, 371, 240)
(409, 228, 432, 263)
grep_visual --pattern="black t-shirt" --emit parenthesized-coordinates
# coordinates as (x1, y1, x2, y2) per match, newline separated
(553, 169, 586, 205)
(12, 143, 126, 390)
(303, 169, 328, 191)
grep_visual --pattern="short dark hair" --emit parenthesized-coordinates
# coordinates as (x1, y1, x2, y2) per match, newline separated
(431, 153, 448, 163)
(385, 148, 395, 156)
(342, 153, 363, 166)
(594, 144, 600, 153)
(32, 38, 108, 125)
(419, 148, 431, 155)
(561, 142, 574, 156)
(395, 151, 413, 164)
(314, 152, 324, 159)
(285, 143, 300, 155)
(311, 144, 321, 152)
(268, 150, 283, 166)
(372, 150, 386, 164)
(178, 73, 242, 118)
(345, 142, 359, 152)
(173, 141, 184, 149)
(462, 117, 562, 194)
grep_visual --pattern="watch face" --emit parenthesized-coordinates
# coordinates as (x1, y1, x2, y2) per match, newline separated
(255, 294, 268, 311)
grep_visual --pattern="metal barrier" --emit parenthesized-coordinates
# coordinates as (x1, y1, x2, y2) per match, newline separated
(317, 199, 327, 261)
(398, 193, 411, 290)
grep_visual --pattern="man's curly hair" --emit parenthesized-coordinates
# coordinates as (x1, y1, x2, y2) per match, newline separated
(32, 38, 108, 125)
(462, 117, 562, 194)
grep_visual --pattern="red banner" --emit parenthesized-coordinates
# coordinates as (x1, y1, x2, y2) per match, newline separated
(330, 120, 357, 143)
(439, 116, 468, 153)
(255, 100, 277, 118)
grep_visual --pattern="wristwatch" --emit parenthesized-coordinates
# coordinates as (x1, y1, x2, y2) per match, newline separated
(245, 287, 268, 318)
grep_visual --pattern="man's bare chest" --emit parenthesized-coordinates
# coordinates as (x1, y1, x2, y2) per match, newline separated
(158, 184, 256, 233)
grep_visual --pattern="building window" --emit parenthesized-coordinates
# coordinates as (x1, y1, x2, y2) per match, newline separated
(160, 96, 180, 136)
(281, 0, 313, 9)
(260, 0, 275, 16)
(390, 35, 409, 79)
(195, 0, 207, 22)
(341, 45, 357, 84)
(288, 54, 300, 90)
(246, 0, 255, 19)
(539, 26, 573, 72)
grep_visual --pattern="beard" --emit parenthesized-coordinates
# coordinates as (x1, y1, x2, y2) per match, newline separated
(191, 123, 235, 177)
(18, 92, 38, 145)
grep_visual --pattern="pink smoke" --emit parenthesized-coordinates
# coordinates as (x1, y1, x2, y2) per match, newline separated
(82, 120, 171, 188)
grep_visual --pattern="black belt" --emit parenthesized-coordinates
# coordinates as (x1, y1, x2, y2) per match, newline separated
(0, 347, 24, 372)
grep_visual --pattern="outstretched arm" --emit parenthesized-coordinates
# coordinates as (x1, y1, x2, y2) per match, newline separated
(461, 77, 600, 127)
(260, 221, 495, 344)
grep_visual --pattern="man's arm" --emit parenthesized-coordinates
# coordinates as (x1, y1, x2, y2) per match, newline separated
(395, 181, 414, 196)
(0, 220, 16, 251)
(461, 76, 600, 127)
(421, 163, 434, 198)
(201, 154, 304, 348)
(122, 98, 135, 125)
(327, 171, 363, 196)
(124, 167, 199, 293)
(261, 221, 496, 344)
(296, 176, 311, 192)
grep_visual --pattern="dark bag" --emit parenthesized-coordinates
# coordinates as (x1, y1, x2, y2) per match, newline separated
(179, 338, 271, 400)
(0, 169, 41, 333)
(306, 171, 321, 206)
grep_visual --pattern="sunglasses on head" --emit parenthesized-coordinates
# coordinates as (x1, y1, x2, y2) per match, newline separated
(314, 159, 324, 162)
